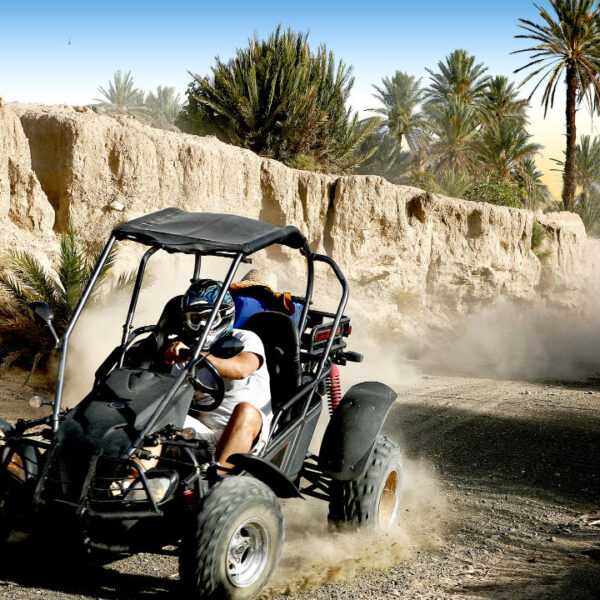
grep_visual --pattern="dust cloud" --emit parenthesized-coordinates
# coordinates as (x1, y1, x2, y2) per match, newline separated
(423, 299, 600, 381)
(263, 458, 450, 597)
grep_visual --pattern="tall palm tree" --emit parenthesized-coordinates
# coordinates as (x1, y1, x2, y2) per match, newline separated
(472, 120, 541, 179)
(517, 158, 550, 209)
(355, 127, 413, 184)
(427, 97, 479, 173)
(144, 86, 182, 130)
(514, 0, 600, 210)
(477, 76, 529, 126)
(436, 169, 474, 198)
(368, 71, 428, 152)
(425, 49, 490, 107)
(94, 70, 147, 117)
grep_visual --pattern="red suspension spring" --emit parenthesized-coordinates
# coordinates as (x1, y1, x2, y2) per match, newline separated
(327, 364, 342, 415)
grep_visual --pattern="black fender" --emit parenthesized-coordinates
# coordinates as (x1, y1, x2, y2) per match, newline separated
(318, 381, 397, 481)
(228, 453, 303, 498)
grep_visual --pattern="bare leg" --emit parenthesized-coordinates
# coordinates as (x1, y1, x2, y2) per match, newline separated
(215, 402, 263, 470)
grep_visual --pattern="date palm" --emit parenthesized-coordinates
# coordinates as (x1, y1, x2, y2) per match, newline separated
(472, 120, 541, 180)
(178, 27, 377, 173)
(427, 97, 478, 174)
(94, 70, 147, 117)
(0, 226, 135, 378)
(144, 86, 182, 131)
(425, 49, 490, 107)
(516, 158, 550, 209)
(514, 0, 600, 210)
(368, 71, 428, 152)
(477, 76, 529, 126)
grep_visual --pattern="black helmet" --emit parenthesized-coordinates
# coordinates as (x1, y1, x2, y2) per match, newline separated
(181, 279, 235, 349)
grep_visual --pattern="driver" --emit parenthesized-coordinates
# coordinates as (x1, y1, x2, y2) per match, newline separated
(164, 279, 271, 471)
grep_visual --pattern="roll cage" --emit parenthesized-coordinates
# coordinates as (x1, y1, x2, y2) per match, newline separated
(51, 209, 351, 469)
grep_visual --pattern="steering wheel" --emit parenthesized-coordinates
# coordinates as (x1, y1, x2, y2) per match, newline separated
(189, 357, 225, 412)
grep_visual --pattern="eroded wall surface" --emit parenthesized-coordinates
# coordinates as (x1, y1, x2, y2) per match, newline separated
(0, 101, 591, 336)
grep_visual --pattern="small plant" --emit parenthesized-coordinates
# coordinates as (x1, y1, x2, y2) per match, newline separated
(0, 225, 138, 380)
(410, 169, 440, 194)
(464, 179, 523, 208)
(285, 154, 317, 171)
(531, 220, 546, 249)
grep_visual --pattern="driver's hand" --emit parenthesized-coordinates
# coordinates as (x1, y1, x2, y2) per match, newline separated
(164, 341, 191, 365)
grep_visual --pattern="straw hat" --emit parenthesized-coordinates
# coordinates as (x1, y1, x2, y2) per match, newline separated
(240, 268, 278, 291)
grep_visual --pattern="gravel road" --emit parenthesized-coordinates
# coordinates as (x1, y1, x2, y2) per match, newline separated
(0, 369, 598, 599)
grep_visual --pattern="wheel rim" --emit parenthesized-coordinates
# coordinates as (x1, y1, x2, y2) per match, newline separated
(378, 470, 400, 529)
(226, 517, 270, 588)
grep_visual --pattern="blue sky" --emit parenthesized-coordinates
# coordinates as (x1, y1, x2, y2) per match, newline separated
(1, 0, 597, 198)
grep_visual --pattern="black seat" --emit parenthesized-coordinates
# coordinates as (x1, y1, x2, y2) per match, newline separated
(123, 295, 184, 371)
(243, 311, 301, 414)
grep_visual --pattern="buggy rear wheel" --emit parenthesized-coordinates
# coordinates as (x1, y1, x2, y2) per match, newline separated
(179, 477, 283, 600)
(328, 435, 402, 531)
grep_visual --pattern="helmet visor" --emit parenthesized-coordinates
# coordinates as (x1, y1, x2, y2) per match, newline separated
(185, 308, 219, 332)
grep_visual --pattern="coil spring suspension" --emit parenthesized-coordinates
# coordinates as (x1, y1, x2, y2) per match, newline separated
(327, 364, 342, 415)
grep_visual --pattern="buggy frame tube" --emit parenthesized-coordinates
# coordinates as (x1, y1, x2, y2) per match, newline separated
(193, 254, 202, 281)
(120, 247, 158, 347)
(123, 252, 244, 458)
(298, 253, 314, 337)
(52, 236, 117, 433)
(273, 253, 348, 473)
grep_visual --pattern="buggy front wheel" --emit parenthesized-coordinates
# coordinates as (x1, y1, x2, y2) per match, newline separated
(179, 476, 284, 600)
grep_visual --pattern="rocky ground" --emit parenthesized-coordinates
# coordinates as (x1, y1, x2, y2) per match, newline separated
(0, 368, 598, 599)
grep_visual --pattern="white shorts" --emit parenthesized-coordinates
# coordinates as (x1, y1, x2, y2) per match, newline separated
(183, 410, 271, 455)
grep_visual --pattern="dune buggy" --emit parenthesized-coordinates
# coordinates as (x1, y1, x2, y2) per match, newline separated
(0, 209, 403, 599)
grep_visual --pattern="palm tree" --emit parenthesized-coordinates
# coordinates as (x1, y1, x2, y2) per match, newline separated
(144, 86, 182, 130)
(436, 169, 474, 198)
(427, 97, 479, 173)
(178, 27, 378, 173)
(517, 158, 550, 209)
(477, 76, 529, 126)
(472, 120, 541, 179)
(94, 70, 147, 117)
(368, 71, 428, 152)
(555, 134, 600, 204)
(425, 49, 490, 107)
(355, 128, 413, 184)
(514, 0, 600, 210)
(0, 226, 134, 378)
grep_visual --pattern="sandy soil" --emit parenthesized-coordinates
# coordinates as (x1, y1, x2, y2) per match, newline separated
(0, 367, 598, 599)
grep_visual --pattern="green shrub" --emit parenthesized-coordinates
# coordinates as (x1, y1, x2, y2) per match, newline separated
(285, 154, 317, 171)
(464, 179, 522, 208)
(410, 169, 440, 194)
(531, 220, 546, 249)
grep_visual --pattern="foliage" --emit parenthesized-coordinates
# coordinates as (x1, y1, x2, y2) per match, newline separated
(425, 49, 490, 107)
(472, 120, 541, 179)
(464, 179, 524, 208)
(178, 26, 378, 173)
(477, 76, 529, 126)
(436, 169, 474, 198)
(286, 154, 317, 171)
(143, 86, 182, 131)
(516, 158, 550, 209)
(94, 72, 181, 130)
(574, 191, 600, 235)
(0, 225, 134, 376)
(368, 71, 429, 152)
(94, 70, 147, 117)
(410, 169, 441, 194)
(426, 97, 478, 174)
(514, 0, 600, 209)
(531, 220, 547, 249)
(355, 128, 412, 184)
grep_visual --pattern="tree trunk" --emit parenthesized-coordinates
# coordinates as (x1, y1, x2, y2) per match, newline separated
(563, 64, 577, 211)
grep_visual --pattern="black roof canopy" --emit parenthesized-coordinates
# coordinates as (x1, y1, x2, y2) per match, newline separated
(112, 208, 308, 255)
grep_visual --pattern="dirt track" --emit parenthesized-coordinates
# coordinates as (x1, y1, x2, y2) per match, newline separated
(0, 368, 598, 599)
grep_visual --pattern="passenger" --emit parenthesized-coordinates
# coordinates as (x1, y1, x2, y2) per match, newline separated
(230, 268, 302, 328)
(164, 279, 271, 470)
